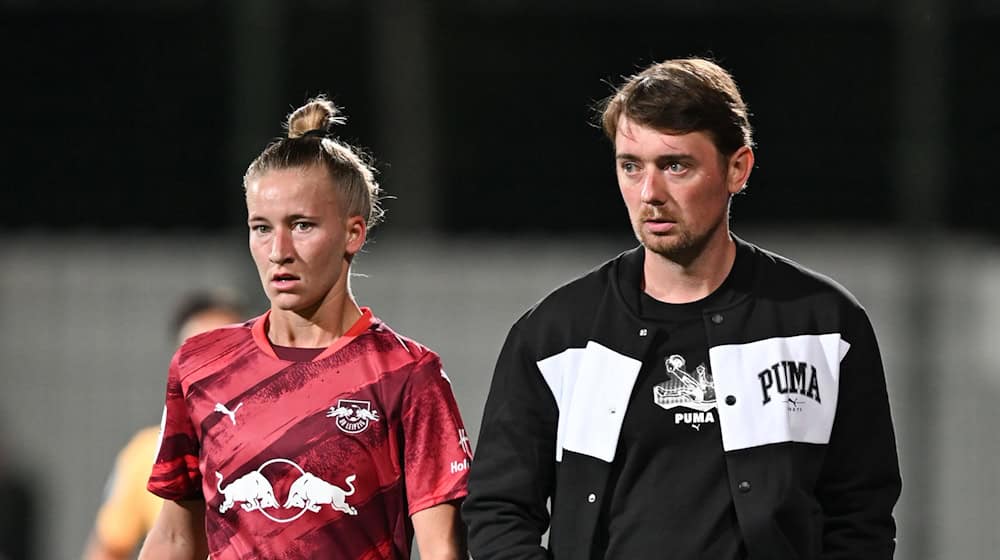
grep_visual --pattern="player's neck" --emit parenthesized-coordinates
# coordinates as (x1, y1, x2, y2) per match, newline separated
(267, 290, 362, 348)
(642, 233, 736, 304)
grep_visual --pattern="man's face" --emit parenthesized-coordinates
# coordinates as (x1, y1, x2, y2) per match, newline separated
(246, 165, 365, 316)
(615, 116, 748, 263)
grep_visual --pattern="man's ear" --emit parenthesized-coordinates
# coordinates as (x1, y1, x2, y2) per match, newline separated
(727, 146, 755, 194)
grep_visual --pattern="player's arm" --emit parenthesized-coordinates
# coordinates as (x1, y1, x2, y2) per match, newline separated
(816, 309, 901, 559)
(412, 500, 467, 560)
(85, 433, 150, 560)
(82, 531, 130, 560)
(144, 351, 207, 559)
(400, 349, 472, 559)
(85, 475, 140, 560)
(137, 499, 207, 560)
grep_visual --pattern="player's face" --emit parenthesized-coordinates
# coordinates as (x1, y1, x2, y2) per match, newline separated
(615, 116, 752, 263)
(246, 165, 366, 316)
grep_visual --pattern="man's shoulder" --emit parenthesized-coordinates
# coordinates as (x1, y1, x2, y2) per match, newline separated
(743, 238, 863, 310)
(517, 247, 637, 328)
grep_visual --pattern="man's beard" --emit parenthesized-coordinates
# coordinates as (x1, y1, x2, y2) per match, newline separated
(632, 217, 720, 267)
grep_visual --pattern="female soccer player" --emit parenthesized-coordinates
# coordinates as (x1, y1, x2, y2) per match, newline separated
(140, 97, 470, 560)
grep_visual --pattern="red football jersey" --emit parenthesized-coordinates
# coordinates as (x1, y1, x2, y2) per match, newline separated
(148, 308, 471, 559)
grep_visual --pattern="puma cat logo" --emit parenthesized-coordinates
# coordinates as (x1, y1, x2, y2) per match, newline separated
(214, 402, 244, 425)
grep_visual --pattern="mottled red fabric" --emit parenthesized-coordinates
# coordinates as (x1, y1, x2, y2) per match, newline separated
(149, 309, 470, 560)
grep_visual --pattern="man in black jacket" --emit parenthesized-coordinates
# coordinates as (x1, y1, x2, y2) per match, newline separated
(463, 58, 901, 559)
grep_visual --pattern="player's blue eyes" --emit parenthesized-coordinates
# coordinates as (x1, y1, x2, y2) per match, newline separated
(250, 223, 314, 234)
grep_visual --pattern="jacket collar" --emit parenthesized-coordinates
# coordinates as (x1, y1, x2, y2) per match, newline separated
(611, 235, 757, 320)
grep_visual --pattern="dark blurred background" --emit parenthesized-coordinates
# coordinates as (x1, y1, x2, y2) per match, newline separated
(2, 1, 999, 559)
(4, 0, 998, 237)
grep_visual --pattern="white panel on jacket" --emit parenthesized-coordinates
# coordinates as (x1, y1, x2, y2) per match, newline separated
(538, 342, 641, 463)
(710, 333, 849, 452)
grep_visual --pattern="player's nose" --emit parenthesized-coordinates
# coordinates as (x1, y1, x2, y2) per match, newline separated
(269, 228, 294, 264)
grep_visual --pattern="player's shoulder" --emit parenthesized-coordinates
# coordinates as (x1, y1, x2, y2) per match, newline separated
(174, 316, 256, 367)
(367, 317, 440, 366)
(181, 316, 253, 347)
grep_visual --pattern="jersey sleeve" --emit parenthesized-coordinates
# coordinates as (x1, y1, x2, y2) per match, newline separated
(147, 350, 203, 501)
(401, 351, 471, 515)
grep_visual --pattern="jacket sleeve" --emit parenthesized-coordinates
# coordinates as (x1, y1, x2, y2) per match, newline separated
(463, 316, 558, 560)
(817, 307, 902, 559)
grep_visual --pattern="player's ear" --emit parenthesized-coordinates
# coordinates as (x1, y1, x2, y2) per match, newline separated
(345, 216, 366, 256)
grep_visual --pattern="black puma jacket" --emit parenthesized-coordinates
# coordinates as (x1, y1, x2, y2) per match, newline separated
(464, 237, 900, 560)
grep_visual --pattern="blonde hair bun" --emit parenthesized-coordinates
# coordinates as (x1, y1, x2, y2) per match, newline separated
(287, 95, 347, 139)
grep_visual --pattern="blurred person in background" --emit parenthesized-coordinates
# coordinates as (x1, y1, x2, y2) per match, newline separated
(139, 96, 469, 560)
(83, 293, 244, 560)
(0, 420, 38, 560)
(464, 58, 901, 559)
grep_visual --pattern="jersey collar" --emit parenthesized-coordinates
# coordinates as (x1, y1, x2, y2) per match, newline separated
(251, 307, 375, 362)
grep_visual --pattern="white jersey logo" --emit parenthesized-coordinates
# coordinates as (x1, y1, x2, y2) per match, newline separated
(216, 470, 278, 513)
(458, 428, 473, 459)
(285, 472, 357, 515)
(327, 399, 380, 433)
(216, 458, 358, 523)
(214, 402, 243, 425)
(450, 428, 474, 475)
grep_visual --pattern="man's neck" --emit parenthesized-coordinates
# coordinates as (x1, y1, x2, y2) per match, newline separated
(642, 235, 737, 304)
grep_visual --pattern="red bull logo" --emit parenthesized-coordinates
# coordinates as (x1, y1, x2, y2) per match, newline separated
(216, 471, 278, 514)
(284, 472, 357, 515)
(215, 458, 358, 523)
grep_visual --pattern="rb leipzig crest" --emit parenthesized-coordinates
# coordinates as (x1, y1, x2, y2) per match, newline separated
(327, 399, 380, 434)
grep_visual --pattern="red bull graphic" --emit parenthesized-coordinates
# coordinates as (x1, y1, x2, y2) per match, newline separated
(216, 471, 279, 514)
(215, 458, 358, 523)
(284, 472, 358, 515)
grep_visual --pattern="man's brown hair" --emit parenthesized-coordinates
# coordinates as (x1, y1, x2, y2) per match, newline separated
(600, 58, 754, 156)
